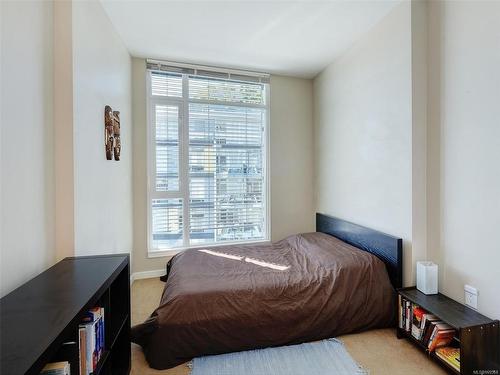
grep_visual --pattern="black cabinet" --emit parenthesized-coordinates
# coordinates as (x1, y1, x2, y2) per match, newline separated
(0, 254, 131, 375)
(397, 287, 499, 375)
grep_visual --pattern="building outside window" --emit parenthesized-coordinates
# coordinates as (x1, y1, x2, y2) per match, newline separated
(147, 61, 270, 254)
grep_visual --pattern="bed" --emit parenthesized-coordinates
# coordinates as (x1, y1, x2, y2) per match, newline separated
(132, 213, 403, 370)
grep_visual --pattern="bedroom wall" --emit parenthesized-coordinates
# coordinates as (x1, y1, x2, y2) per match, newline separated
(72, 1, 133, 257)
(269, 75, 315, 241)
(131, 58, 314, 274)
(0, 1, 55, 297)
(313, 0, 499, 319)
(130, 58, 161, 274)
(54, 0, 75, 261)
(428, 1, 500, 319)
(313, 2, 414, 285)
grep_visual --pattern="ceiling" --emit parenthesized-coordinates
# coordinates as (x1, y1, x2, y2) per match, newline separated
(101, 0, 400, 78)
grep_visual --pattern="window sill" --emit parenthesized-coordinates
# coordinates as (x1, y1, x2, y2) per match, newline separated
(147, 239, 272, 259)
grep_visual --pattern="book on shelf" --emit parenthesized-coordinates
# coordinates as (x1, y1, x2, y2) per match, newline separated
(398, 298, 458, 350)
(397, 293, 462, 371)
(399, 296, 404, 329)
(398, 295, 403, 329)
(405, 300, 411, 332)
(398, 297, 413, 333)
(40, 361, 70, 375)
(435, 346, 460, 372)
(421, 314, 440, 344)
(428, 322, 456, 352)
(78, 327, 86, 375)
(79, 306, 105, 375)
(411, 305, 426, 340)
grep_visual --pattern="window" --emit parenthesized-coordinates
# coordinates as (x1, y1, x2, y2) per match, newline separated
(147, 63, 270, 253)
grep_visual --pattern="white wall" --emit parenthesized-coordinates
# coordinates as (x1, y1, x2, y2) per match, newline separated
(313, 0, 499, 318)
(313, 3, 414, 285)
(429, 1, 500, 319)
(131, 58, 158, 273)
(0, 0, 134, 295)
(72, 1, 133, 256)
(54, 0, 75, 261)
(270, 75, 315, 241)
(0, 1, 55, 296)
(410, 0, 429, 272)
(131, 58, 315, 273)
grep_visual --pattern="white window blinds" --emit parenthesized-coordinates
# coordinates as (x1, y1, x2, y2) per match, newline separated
(147, 62, 269, 252)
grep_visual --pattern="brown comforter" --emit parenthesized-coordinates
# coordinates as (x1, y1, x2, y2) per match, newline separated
(132, 232, 396, 369)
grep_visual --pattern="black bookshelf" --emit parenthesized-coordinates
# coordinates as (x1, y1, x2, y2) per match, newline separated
(397, 287, 499, 375)
(0, 254, 131, 375)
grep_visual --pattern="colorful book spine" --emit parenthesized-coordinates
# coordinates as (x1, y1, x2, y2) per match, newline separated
(401, 297, 405, 329)
(422, 320, 437, 345)
(84, 320, 96, 374)
(398, 295, 403, 329)
(79, 327, 86, 375)
(40, 361, 70, 375)
(427, 322, 455, 352)
(435, 347, 460, 371)
(99, 307, 105, 358)
(79, 306, 105, 375)
(421, 315, 439, 344)
(405, 300, 411, 332)
(411, 306, 426, 340)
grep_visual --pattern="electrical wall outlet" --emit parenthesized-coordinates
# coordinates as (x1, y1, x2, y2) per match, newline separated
(464, 285, 478, 310)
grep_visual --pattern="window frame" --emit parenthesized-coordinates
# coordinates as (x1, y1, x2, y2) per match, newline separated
(146, 69, 271, 257)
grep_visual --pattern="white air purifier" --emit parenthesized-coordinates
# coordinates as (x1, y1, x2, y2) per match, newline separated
(416, 261, 438, 295)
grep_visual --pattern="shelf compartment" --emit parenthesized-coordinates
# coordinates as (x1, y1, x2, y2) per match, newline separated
(109, 313, 129, 350)
(91, 350, 110, 375)
(431, 351, 460, 375)
(397, 328, 460, 375)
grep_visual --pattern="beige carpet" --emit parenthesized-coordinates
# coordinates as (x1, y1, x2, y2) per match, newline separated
(131, 278, 445, 375)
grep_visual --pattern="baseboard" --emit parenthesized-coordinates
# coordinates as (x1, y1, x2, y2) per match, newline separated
(130, 269, 165, 284)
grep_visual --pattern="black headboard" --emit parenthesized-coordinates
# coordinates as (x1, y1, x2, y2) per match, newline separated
(316, 213, 403, 289)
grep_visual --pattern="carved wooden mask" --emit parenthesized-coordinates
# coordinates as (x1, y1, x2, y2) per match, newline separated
(104, 106, 121, 161)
